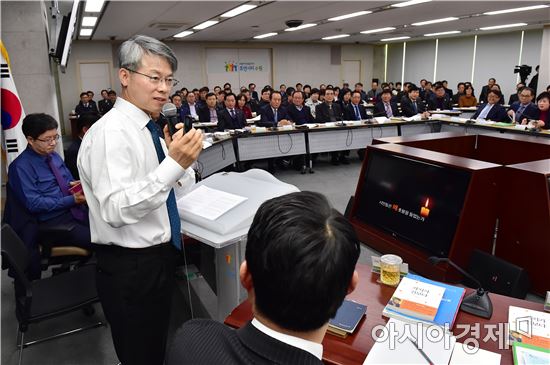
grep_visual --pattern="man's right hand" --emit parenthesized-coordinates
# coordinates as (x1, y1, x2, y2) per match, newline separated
(168, 128, 203, 169)
(73, 192, 86, 205)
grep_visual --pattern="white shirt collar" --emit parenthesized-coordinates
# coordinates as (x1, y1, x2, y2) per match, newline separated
(113, 97, 151, 129)
(251, 318, 323, 360)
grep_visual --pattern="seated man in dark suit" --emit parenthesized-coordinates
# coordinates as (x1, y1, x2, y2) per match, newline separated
(452, 82, 466, 105)
(5, 113, 92, 279)
(98, 89, 113, 115)
(471, 90, 508, 122)
(400, 84, 430, 118)
(508, 82, 525, 105)
(180, 92, 200, 120)
(217, 93, 247, 131)
(167, 191, 360, 365)
(65, 113, 100, 179)
(344, 91, 369, 120)
(507, 86, 538, 123)
(315, 88, 348, 165)
(373, 89, 401, 117)
(257, 92, 291, 128)
(479, 78, 496, 104)
(198, 92, 220, 125)
(75, 91, 99, 116)
(427, 84, 453, 110)
(287, 90, 314, 125)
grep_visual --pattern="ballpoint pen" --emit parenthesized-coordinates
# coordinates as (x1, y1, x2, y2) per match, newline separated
(408, 337, 434, 365)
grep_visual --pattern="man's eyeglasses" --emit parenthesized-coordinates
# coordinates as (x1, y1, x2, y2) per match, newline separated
(125, 68, 179, 88)
(35, 134, 60, 144)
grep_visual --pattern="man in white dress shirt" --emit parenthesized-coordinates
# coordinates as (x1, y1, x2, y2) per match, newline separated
(77, 35, 202, 365)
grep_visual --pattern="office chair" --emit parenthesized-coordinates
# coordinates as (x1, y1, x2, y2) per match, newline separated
(3, 183, 92, 278)
(1, 224, 104, 365)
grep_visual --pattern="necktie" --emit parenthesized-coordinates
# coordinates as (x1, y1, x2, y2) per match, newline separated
(354, 105, 361, 120)
(274, 109, 278, 123)
(145, 120, 182, 251)
(516, 104, 526, 121)
(413, 101, 418, 114)
(45, 155, 86, 222)
(328, 105, 336, 123)
(210, 109, 218, 123)
(385, 103, 393, 117)
(230, 109, 236, 119)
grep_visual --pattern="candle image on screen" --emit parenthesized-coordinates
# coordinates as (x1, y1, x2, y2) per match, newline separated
(420, 198, 430, 218)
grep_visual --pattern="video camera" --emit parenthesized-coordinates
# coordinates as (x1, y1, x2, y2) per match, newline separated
(514, 65, 532, 84)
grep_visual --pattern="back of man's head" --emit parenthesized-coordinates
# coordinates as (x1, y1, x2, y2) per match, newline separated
(246, 191, 360, 332)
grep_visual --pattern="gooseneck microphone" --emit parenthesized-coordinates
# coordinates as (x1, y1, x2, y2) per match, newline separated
(161, 103, 179, 136)
(428, 256, 493, 319)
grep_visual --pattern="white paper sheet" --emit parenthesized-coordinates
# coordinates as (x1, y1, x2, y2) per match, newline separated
(178, 185, 247, 221)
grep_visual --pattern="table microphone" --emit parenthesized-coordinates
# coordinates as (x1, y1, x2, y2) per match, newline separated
(161, 103, 179, 136)
(428, 256, 493, 319)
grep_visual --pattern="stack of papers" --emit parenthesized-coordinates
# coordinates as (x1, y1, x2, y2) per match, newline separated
(449, 342, 501, 365)
(178, 185, 247, 221)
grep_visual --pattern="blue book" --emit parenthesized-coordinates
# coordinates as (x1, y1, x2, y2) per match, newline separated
(384, 274, 465, 329)
(328, 300, 367, 334)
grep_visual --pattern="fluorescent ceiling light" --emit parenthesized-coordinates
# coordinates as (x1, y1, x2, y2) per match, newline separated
(193, 20, 219, 30)
(484, 5, 548, 15)
(81, 16, 97, 27)
(480, 23, 527, 30)
(84, 0, 105, 12)
(412, 17, 458, 26)
(391, 0, 431, 8)
(254, 32, 278, 39)
(322, 34, 350, 40)
(80, 28, 93, 36)
(424, 30, 461, 37)
(380, 36, 410, 41)
(360, 27, 396, 34)
(221, 4, 257, 18)
(174, 30, 193, 38)
(284, 23, 317, 32)
(328, 11, 372, 22)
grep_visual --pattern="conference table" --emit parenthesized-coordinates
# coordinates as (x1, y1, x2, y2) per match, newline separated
(224, 263, 544, 365)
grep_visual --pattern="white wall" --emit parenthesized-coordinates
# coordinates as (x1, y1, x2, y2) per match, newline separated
(376, 29, 543, 99)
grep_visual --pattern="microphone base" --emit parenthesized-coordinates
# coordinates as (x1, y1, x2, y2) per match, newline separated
(460, 289, 493, 319)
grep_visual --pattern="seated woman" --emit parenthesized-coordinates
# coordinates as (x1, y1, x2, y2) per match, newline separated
(521, 91, 549, 130)
(491, 84, 505, 104)
(236, 93, 253, 119)
(339, 88, 352, 110)
(459, 85, 477, 107)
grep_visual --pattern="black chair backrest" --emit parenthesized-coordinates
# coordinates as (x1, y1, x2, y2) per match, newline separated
(1, 224, 32, 289)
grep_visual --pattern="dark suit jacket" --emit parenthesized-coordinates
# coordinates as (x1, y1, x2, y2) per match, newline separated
(167, 320, 322, 365)
(180, 103, 199, 120)
(258, 106, 290, 127)
(509, 93, 519, 105)
(315, 102, 342, 123)
(217, 108, 246, 131)
(508, 102, 539, 121)
(471, 103, 508, 122)
(479, 85, 490, 104)
(343, 103, 368, 120)
(198, 106, 219, 123)
(65, 138, 81, 180)
(75, 102, 98, 116)
(427, 95, 453, 111)
(98, 99, 113, 115)
(287, 104, 314, 125)
(373, 101, 400, 117)
(400, 97, 426, 117)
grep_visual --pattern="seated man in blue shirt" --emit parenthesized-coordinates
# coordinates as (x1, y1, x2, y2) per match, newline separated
(167, 191, 360, 364)
(6, 113, 92, 278)
(471, 90, 508, 122)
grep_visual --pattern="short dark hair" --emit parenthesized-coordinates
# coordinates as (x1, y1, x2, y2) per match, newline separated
(248, 83, 256, 88)
(80, 92, 88, 98)
(536, 91, 550, 102)
(246, 191, 360, 332)
(487, 89, 502, 98)
(205, 92, 216, 99)
(295, 82, 303, 87)
(457, 82, 465, 88)
(22, 113, 58, 139)
(292, 90, 305, 99)
(434, 84, 445, 91)
(108, 90, 116, 96)
(269, 91, 281, 100)
(199, 86, 209, 93)
(310, 88, 320, 95)
(286, 87, 295, 96)
(77, 112, 100, 132)
(518, 86, 534, 96)
(351, 91, 362, 98)
(224, 92, 236, 101)
(261, 87, 272, 95)
(355, 82, 363, 87)
(381, 89, 392, 96)
(408, 84, 419, 92)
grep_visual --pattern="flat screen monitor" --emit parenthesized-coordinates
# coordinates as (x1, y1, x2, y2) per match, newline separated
(354, 150, 471, 256)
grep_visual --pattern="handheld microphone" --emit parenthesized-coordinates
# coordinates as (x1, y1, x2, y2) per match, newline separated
(161, 103, 179, 136)
(428, 256, 493, 319)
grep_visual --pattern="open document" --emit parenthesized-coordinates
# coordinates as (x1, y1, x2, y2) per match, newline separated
(178, 185, 247, 221)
